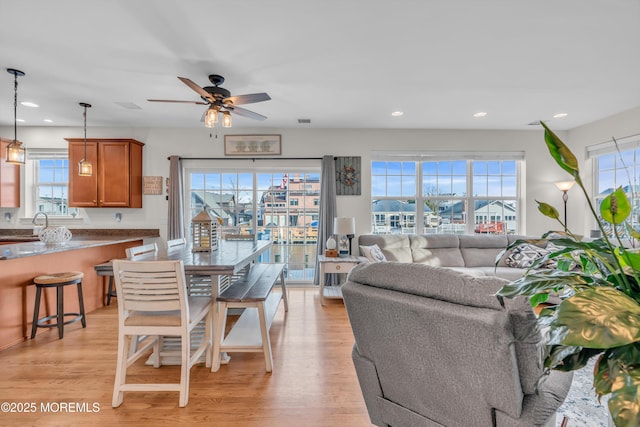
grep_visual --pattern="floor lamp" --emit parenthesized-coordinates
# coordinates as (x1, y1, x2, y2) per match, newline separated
(555, 180, 575, 231)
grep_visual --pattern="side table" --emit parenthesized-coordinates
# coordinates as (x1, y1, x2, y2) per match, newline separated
(318, 255, 361, 305)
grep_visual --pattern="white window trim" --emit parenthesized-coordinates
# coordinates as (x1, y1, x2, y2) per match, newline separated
(371, 151, 524, 235)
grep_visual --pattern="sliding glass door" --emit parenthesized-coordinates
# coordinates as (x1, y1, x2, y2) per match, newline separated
(187, 168, 320, 284)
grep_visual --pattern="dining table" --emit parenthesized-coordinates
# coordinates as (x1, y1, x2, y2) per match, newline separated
(97, 239, 273, 365)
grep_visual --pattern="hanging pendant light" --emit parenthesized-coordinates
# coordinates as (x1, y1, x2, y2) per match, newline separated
(6, 68, 26, 165)
(78, 102, 92, 176)
(222, 111, 232, 128)
(204, 106, 218, 128)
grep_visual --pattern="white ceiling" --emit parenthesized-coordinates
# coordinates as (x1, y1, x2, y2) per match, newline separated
(1, 0, 639, 131)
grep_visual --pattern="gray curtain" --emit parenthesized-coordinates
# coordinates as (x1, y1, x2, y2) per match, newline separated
(168, 155, 185, 240)
(314, 155, 338, 286)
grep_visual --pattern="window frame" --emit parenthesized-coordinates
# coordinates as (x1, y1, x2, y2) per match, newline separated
(371, 151, 523, 235)
(28, 148, 78, 218)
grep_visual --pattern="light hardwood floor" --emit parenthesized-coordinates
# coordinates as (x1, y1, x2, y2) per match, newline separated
(0, 288, 371, 427)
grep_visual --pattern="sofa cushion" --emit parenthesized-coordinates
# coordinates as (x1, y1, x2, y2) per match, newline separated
(459, 235, 509, 267)
(505, 243, 552, 268)
(360, 244, 387, 263)
(358, 234, 413, 262)
(474, 266, 529, 281)
(409, 235, 465, 267)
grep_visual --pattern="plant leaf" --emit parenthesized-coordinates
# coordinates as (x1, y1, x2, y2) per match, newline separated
(541, 121, 580, 178)
(600, 187, 631, 225)
(536, 200, 560, 220)
(549, 287, 640, 348)
(608, 369, 640, 427)
(616, 247, 640, 270)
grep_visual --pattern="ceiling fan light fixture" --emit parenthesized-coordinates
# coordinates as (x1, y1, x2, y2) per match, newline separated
(6, 68, 26, 165)
(222, 111, 232, 128)
(205, 106, 218, 128)
(78, 102, 93, 177)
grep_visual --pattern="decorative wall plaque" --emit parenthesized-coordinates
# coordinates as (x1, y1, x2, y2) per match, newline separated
(335, 156, 361, 196)
(143, 176, 163, 195)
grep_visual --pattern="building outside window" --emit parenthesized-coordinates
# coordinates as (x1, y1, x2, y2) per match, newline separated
(371, 152, 522, 235)
(187, 169, 320, 283)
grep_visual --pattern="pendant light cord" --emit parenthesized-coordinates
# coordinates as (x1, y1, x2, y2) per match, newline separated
(83, 104, 87, 159)
(13, 72, 18, 142)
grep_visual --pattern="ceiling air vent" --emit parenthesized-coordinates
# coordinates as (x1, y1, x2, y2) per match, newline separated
(298, 118, 311, 124)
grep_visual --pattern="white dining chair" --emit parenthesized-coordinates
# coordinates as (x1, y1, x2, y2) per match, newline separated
(125, 242, 158, 259)
(166, 238, 186, 252)
(111, 259, 213, 407)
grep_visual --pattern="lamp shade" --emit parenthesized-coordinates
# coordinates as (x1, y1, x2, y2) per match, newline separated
(555, 180, 575, 192)
(334, 217, 356, 235)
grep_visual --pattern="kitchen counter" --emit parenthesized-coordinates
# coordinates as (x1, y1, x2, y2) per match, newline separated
(0, 235, 152, 260)
(0, 229, 159, 350)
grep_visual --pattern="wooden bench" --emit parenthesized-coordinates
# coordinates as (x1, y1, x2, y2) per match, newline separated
(212, 263, 288, 373)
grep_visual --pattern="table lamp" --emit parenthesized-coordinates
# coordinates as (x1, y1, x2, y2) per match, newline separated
(334, 217, 356, 256)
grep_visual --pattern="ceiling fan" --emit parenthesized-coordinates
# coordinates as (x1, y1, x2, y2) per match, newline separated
(148, 74, 271, 127)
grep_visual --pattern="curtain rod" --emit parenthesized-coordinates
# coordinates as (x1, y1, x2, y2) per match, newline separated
(168, 156, 334, 161)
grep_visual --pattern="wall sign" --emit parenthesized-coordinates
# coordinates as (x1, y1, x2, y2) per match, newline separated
(336, 156, 361, 196)
(143, 176, 163, 195)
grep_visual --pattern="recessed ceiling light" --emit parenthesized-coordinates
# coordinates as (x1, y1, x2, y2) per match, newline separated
(391, 111, 403, 117)
(16, 118, 25, 123)
(473, 112, 487, 118)
(20, 101, 39, 108)
(553, 112, 568, 118)
(43, 119, 53, 123)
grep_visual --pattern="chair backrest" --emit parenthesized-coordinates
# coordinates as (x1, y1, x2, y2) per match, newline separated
(125, 242, 158, 259)
(112, 259, 188, 321)
(166, 238, 186, 252)
(342, 262, 547, 427)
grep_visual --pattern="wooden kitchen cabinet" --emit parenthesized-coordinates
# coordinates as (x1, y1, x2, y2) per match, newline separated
(0, 138, 20, 208)
(66, 138, 144, 208)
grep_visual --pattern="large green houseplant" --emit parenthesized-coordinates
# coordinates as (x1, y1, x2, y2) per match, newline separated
(497, 122, 640, 427)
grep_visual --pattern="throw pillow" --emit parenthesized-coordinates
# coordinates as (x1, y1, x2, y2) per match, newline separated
(505, 243, 551, 269)
(360, 244, 387, 262)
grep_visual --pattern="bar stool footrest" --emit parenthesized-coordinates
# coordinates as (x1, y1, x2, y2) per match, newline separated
(36, 313, 84, 328)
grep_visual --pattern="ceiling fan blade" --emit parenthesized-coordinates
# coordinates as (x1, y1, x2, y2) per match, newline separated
(147, 99, 208, 105)
(178, 77, 213, 101)
(227, 105, 267, 121)
(225, 93, 271, 105)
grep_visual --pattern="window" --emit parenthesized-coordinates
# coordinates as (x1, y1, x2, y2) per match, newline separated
(29, 149, 77, 217)
(187, 169, 320, 283)
(372, 153, 521, 235)
(589, 135, 640, 235)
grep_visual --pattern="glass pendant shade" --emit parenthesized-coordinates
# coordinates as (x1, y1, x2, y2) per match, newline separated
(6, 140, 25, 164)
(78, 159, 92, 176)
(205, 107, 218, 128)
(222, 111, 232, 128)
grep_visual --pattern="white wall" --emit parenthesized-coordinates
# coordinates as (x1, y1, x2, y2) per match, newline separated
(0, 122, 607, 241)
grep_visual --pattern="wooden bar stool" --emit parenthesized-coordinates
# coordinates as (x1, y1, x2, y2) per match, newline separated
(31, 271, 86, 339)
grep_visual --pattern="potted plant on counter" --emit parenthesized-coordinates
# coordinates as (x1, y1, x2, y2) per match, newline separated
(497, 122, 640, 427)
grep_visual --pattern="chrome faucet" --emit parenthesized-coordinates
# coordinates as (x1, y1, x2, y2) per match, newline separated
(32, 212, 49, 228)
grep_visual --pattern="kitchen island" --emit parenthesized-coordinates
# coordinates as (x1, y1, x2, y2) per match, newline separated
(0, 229, 159, 350)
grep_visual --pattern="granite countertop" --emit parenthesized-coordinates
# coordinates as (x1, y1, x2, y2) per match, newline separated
(0, 229, 159, 260)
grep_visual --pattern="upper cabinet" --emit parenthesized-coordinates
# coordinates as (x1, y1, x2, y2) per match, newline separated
(0, 138, 21, 208)
(66, 138, 144, 208)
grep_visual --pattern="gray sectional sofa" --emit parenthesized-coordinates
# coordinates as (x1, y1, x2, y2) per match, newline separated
(358, 233, 537, 281)
(342, 262, 573, 426)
